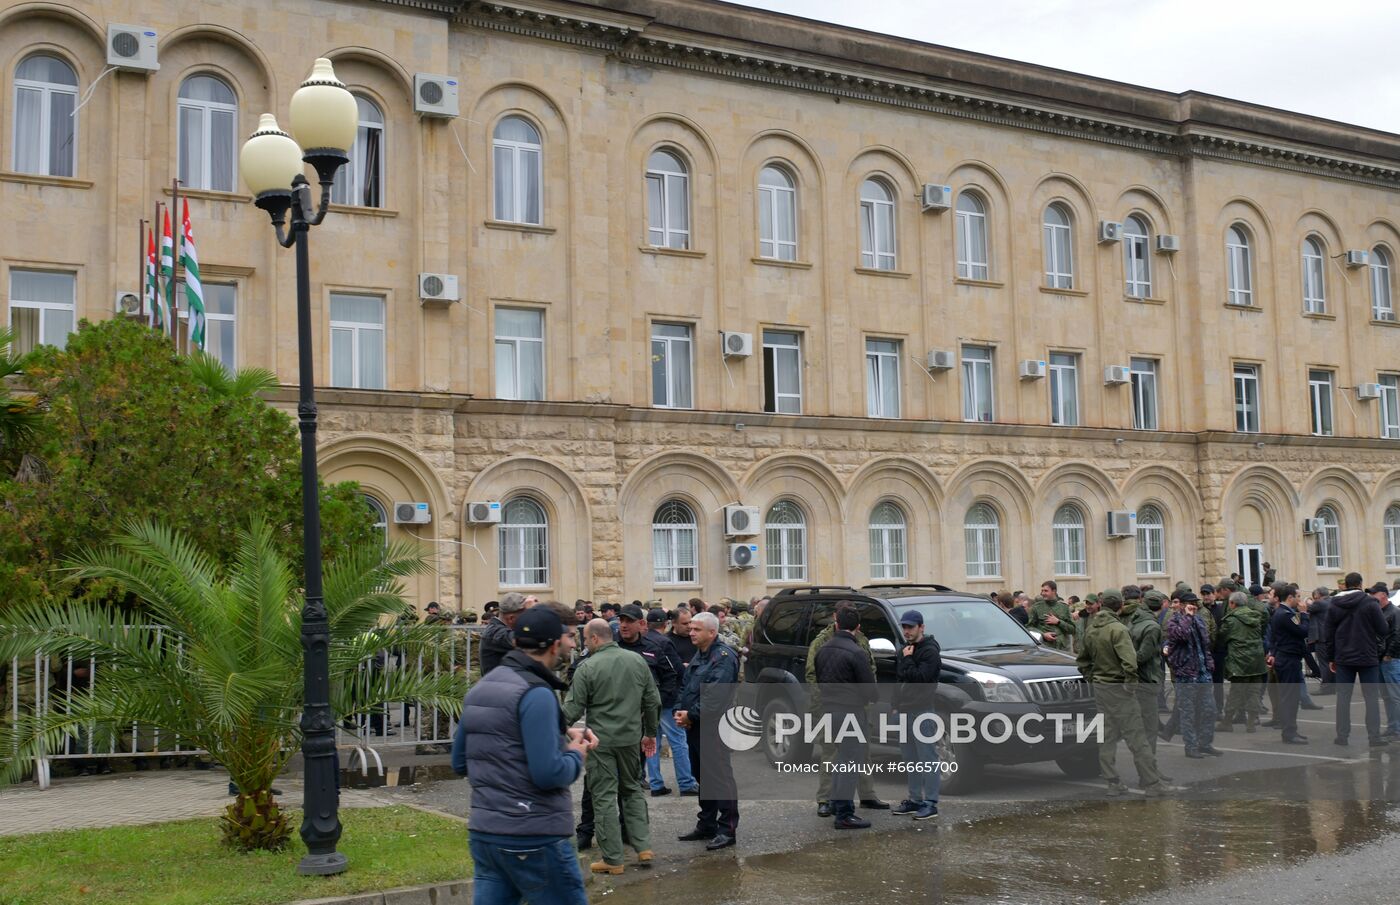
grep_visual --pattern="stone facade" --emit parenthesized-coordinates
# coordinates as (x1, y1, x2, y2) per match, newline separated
(4, 0, 1400, 610)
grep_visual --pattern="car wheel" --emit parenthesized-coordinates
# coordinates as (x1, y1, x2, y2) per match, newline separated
(933, 733, 980, 795)
(1055, 751, 1101, 780)
(761, 697, 812, 767)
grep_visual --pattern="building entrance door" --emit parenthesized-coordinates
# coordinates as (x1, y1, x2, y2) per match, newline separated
(1236, 544, 1263, 587)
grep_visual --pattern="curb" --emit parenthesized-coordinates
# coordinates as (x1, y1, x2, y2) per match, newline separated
(292, 879, 472, 905)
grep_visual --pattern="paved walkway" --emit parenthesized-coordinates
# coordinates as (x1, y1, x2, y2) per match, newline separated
(0, 771, 392, 837)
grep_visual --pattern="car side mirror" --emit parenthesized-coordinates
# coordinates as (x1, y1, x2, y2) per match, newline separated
(869, 638, 896, 655)
(1027, 630, 1044, 645)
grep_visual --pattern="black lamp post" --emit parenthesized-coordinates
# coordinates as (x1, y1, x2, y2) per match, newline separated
(239, 59, 358, 877)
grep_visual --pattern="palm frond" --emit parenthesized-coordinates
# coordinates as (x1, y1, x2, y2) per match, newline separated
(187, 353, 278, 399)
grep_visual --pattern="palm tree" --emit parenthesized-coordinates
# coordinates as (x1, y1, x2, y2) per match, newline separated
(186, 351, 278, 400)
(0, 519, 467, 852)
(0, 327, 42, 470)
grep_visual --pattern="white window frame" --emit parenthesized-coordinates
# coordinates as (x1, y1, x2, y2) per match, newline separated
(645, 149, 690, 250)
(492, 116, 542, 225)
(865, 338, 901, 419)
(961, 344, 995, 423)
(955, 192, 989, 280)
(1130, 357, 1159, 431)
(13, 55, 77, 178)
(177, 74, 237, 193)
(1227, 225, 1254, 306)
(328, 293, 385, 390)
(758, 165, 798, 261)
(651, 322, 693, 409)
(762, 329, 803, 414)
(498, 497, 550, 588)
(1308, 369, 1334, 437)
(1052, 504, 1087, 576)
(202, 281, 237, 370)
(859, 179, 896, 271)
(1385, 504, 1400, 569)
(1314, 506, 1341, 571)
(1372, 247, 1393, 319)
(1135, 505, 1166, 575)
(964, 503, 1001, 578)
(6, 268, 76, 355)
(1303, 237, 1327, 314)
(1048, 351, 1079, 427)
(1123, 215, 1152, 298)
(1043, 204, 1074, 290)
(330, 95, 385, 208)
(652, 499, 698, 586)
(1380, 374, 1400, 440)
(1234, 364, 1260, 433)
(869, 501, 907, 581)
(494, 307, 545, 401)
(765, 500, 807, 583)
(361, 493, 388, 551)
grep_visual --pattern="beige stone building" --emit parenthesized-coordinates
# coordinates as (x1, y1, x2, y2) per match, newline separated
(4, 0, 1400, 610)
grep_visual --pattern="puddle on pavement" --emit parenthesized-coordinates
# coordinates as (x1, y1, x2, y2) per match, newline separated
(598, 759, 1400, 905)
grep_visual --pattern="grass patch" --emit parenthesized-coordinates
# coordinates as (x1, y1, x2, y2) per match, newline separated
(0, 806, 470, 905)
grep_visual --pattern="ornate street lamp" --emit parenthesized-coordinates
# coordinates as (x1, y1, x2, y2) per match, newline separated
(239, 58, 358, 877)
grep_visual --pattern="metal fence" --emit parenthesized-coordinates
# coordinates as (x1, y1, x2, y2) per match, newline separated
(2, 624, 484, 789)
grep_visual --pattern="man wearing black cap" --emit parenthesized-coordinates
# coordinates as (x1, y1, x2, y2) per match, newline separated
(452, 607, 595, 904)
(892, 609, 941, 820)
(1326, 572, 1389, 747)
(640, 608, 697, 796)
(1268, 583, 1311, 744)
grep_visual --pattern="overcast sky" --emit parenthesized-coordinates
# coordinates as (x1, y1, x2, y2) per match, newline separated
(741, 0, 1400, 136)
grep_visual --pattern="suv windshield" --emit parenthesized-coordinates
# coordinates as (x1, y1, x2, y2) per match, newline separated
(895, 599, 1035, 651)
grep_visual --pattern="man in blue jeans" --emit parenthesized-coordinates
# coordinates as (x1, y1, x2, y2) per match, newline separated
(1371, 584, 1400, 738)
(891, 609, 942, 820)
(1325, 573, 1389, 749)
(642, 609, 698, 795)
(453, 607, 597, 905)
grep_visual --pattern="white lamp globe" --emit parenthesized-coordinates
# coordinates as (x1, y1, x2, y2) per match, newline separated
(289, 58, 357, 155)
(240, 114, 303, 197)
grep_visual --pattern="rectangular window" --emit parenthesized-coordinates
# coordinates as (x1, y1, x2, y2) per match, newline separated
(1308, 369, 1334, 437)
(1380, 375, 1400, 440)
(961, 345, 994, 423)
(1048, 352, 1079, 426)
(7, 269, 75, 355)
(651, 322, 693, 409)
(494, 307, 545, 401)
(1234, 364, 1260, 433)
(864, 338, 901, 419)
(328, 293, 385, 389)
(762, 330, 802, 414)
(202, 282, 236, 370)
(1130, 357, 1159, 431)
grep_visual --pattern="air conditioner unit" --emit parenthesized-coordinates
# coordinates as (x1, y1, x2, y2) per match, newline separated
(1103, 365, 1131, 385)
(1098, 220, 1124, 243)
(1357, 383, 1382, 400)
(1302, 517, 1325, 536)
(114, 290, 145, 317)
(926, 349, 955, 371)
(467, 501, 502, 524)
(723, 505, 761, 537)
(1155, 234, 1181, 254)
(414, 74, 459, 117)
(1345, 250, 1370, 268)
(722, 331, 753, 358)
(920, 184, 952, 211)
(1107, 510, 1137, 538)
(418, 272, 459, 305)
(728, 543, 760, 571)
(394, 502, 432, 525)
(1378, 310, 1398, 322)
(107, 25, 159, 72)
(1019, 359, 1047, 380)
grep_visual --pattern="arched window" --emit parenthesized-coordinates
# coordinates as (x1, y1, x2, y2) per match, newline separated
(1052, 504, 1086, 575)
(330, 95, 384, 208)
(1135, 505, 1166, 575)
(758, 164, 797, 261)
(493, 116, 541, 225)
(1123, 215, 1152, 298)
(498, 497, 549, 587)
(645, 149, 690, 249)
(955, 192, 989, 280)
(1226, 224, 1254, 306)
(652, 500, 698, 585)
(1042, 203, 1074, 289)
(868, 502, 907, 581)
(1302, 236, 1327, 314)
(178, 74, 237, 192)
(859, 178, 896, 270)
(13, 54, 77, 177)
(765, 500, 807, 582)
(1371, 247, 1393, 319)
(964, 503, 1001, 578)
(360, 493, 388, 551)
(1314, 505, 1341, 570)
(1385, 505, 1400, 568)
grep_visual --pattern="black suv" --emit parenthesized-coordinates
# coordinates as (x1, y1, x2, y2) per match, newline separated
(743, 584, 1098, 794)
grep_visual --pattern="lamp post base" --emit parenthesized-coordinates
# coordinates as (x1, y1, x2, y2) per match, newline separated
(297, 851, 349, 876)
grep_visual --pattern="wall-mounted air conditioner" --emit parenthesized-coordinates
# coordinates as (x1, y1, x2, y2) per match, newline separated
(1098, 220, 1124, 243)
(414, 73, 459, 117)
(419, 272, 459, 305)
(394, 502, 432, 524)
(926, 349, 955, 371)
(1019, 359, 1047, 380)
(723, 505, 761, 537)
(1107, 510, 1137, 538)
(107, 25, 159, 72)
(920, 184, 952, 211)
(467, 501, 501, 524)
(722, 331, 753, 358)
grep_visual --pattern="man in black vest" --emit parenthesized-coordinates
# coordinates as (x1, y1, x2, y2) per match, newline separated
(452, 607, 595, 905)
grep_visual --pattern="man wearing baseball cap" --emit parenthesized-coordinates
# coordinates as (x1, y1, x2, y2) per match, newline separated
(640, 608, 697, 796)
(892, 610, 942, 820)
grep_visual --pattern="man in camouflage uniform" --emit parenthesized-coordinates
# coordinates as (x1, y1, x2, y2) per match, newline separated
(1029, 580, 1076, 651)
(1119, 586, 1166, 759)
(805, 617, 887, 814)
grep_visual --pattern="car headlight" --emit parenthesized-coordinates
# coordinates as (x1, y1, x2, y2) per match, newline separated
(966, 671, 1027, 703)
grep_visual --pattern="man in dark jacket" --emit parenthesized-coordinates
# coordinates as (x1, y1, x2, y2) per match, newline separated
(814, 605, 879, 830)
(1120, 587, 1165, 755)
(668, 607, 697, 667)
(1326, 572, 1390, 747)
(892, 610, 941, 820)
(674, 612, 740, 850)
(1269, 583, 1310, 744)
(1308, 588, 1334, 693)
(1164, 593, 1220, 757)
(625, 607, 695, 796)
(479, 592, 531, 676)
(1371, 584, 1400, 739)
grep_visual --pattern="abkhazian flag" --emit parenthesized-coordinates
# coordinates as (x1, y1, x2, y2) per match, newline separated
(159, 209, 175, 335)
(180, 199, 206, 350)
(146, 227, 160, 330)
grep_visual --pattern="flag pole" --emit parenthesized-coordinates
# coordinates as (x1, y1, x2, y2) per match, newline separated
(170, 179, 181, 349)
(137, 218, 148, 324)
(154, 201, 164, 334)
